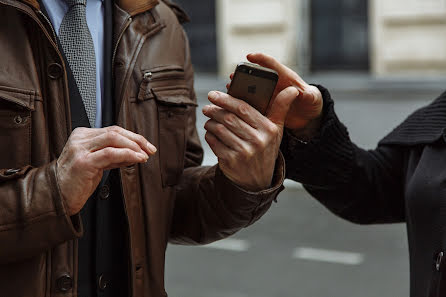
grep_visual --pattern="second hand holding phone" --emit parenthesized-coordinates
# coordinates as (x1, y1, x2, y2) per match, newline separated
(227, 62, 279, 115)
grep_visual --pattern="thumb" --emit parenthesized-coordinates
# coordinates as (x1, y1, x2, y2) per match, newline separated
(267, 86, 299, 127)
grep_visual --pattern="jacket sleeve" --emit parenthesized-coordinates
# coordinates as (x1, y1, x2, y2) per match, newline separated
(281, 86, 407, 224)
(0, 161, 82, 264)
(169, 30, 285, 245)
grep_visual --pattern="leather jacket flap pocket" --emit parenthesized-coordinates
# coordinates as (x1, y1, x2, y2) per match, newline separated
(0, 86, 37, 169)
(0, 86, 38, 111)
(135, 65, 192, 103)
(155, 88, 196, 187)
(152, 87, 197, 107)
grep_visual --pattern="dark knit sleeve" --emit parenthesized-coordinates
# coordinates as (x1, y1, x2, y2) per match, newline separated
(281, 86, 406, 224)
(281, 85, 354, 187)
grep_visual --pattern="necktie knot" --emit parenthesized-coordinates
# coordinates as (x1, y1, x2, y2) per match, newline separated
(65, 0, 86, 9)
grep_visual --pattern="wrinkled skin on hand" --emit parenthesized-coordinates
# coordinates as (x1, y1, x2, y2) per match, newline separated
(56, 126, 156, 215)
(203, 86, 297, 192)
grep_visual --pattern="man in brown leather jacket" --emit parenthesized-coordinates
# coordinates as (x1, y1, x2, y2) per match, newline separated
(0, 0, 296, 296)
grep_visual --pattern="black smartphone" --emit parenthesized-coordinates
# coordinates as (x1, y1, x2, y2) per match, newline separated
(227, 62, 279, 115)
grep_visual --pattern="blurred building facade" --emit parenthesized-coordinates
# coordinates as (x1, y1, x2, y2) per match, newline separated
(176, 0, 446, 77)
(371, 0, 446, 76)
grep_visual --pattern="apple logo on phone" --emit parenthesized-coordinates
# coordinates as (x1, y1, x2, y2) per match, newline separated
(248, 85, 257, 94)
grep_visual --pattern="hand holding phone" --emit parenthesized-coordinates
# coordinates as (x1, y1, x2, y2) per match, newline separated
(227, 62, 278, 115)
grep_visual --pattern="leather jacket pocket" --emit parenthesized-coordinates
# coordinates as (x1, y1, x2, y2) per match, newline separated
(0, 86, 36, 169)
(153, 86, 197, 187)
(135, 66, 197, 187)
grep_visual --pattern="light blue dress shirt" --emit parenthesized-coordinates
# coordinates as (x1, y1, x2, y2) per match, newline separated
(41, 0, 105, 128)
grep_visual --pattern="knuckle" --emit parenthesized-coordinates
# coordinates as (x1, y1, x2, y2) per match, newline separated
(102, 147, 114, 159)
(108, 125, 121, 133)
(252, 134, 264, 147)
(72, 127, 81, 134)
(223, 113, 236, 126)
(72, 127, 86, 138)
(216, 123, 226, 134)
(237, 103, 249, 116)
(259, 137, 268, 149)
(244, 147, 255, 159)
(124, 149, 135, 159)
(266, 123, 279, 135)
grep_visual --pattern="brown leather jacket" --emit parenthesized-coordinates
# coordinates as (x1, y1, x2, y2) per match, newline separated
(0, 0, 285, 296)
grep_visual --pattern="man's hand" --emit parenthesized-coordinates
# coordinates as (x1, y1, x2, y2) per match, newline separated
(56, 126, 157, 216)
(234, 53, 324, 139)
(202, 88, 297, 192)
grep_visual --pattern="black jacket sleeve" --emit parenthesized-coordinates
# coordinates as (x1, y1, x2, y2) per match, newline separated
(281, 86, 407, 224)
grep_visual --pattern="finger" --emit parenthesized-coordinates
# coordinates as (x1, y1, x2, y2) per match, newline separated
(89, 131, 149, 158)
(226, 83, 230, 90)
(247, 53, 290, 75)
(247, 53, 304, 88)
(104, 126, 157, 155)
(267, 86, 299, 127)
(204, 131, 236, 162)
(204, 119, 250, 152)
(207, 91, 266, 129)
(229, 73, 234, 80)
(202, 105, 257, 141)
(88, 147, 148, 169)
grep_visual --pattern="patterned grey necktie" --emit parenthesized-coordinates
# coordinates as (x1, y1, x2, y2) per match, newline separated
(59, 0, 96, 128)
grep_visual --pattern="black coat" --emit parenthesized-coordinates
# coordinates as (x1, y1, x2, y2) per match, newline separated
(281, 86, 446, 297)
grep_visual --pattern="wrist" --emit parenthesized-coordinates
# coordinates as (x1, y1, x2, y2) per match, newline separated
(290, 116, 322, 141)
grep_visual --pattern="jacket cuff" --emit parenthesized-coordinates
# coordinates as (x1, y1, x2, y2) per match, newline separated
(50, 161, 83, 239)
(281, 85, 354, 187)
(215, 151, 285, 226)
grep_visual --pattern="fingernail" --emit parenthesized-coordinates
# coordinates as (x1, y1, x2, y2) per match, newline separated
(140, 150, 149, 159)
(147, 142, 157, 154)
(136, 152, 148, 161)
(208, 91, 218, 100)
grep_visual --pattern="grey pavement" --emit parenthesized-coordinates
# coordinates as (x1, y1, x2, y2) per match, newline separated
(165, 72, 446, 297)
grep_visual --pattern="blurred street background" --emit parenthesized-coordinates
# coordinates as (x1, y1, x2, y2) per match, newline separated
(165, 0, 446, 296)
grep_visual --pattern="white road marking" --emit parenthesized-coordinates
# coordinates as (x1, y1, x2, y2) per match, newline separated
(201, 239, 250, 252)
(293, 247, 364, 265)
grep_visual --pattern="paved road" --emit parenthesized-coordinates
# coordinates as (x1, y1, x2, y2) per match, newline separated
(165, 73, 446, 297)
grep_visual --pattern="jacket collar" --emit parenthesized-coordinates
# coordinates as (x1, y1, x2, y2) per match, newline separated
(116, 0, 158, 16)
(14, 0, 159, 16)
(379, 90, 446, 146)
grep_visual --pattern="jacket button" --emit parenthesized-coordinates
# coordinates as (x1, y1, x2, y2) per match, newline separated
(14, 115, 23, 125)
(4, 168, 21, 176)
(436, 252, 444, 271)
(48, 63, 63, 79)
(98, 274, 109, 291)
(99, 185, 110, 200)
(56, 274, 73, 292)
